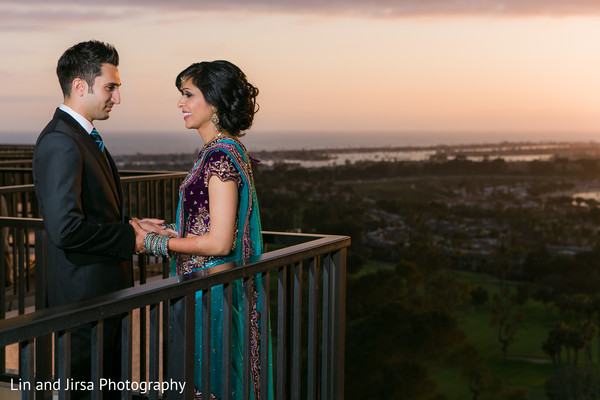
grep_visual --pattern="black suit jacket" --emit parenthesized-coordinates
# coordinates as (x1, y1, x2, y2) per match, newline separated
(33, 108, 135, 307)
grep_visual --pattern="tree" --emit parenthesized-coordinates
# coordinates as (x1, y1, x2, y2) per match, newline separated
(489, 284, 525, 362)
(546, 365, 600, 400)
(345, 248, 468, 399)
(453, 344, 492, 400)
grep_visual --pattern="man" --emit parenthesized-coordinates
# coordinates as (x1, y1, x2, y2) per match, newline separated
(32, 40, 153, 398)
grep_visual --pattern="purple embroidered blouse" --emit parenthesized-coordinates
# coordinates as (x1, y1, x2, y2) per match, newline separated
(178, 150, 242, 273)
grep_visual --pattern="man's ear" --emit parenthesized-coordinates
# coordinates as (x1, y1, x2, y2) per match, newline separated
(72, 78, 87, 97)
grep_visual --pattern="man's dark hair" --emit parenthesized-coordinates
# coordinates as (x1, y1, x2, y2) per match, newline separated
(56, 40, 119, 97)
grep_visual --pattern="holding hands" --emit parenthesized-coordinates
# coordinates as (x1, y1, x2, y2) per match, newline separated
(130, 218, 178, 254)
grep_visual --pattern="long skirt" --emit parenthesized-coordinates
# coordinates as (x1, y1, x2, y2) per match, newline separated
(194, 278, 273, 400)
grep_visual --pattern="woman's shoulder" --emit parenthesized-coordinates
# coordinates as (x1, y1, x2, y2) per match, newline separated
(205, 139, 248, 163)
(205, 148, 235, 165)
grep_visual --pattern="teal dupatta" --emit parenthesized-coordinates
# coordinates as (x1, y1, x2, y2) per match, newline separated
(170, 138, 273, 400)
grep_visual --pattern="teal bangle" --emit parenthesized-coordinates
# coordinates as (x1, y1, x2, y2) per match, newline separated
(144, 232, 171, 257)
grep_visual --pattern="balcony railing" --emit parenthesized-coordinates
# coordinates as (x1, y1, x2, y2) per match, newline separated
(0, 168, 349, 399)
(0, 172, 189, 302)
(0, 169, 187, 220)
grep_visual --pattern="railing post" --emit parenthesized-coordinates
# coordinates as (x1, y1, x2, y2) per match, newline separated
(148, 303, 161, 400)
(34, 229, 52, 399)
(260, 270, 271, 400)
(56, 329, 71, 400)
(321, 254, 331, 400)
(168, 294, 195, 400)
(138, 256, 148, 389)
(121, 312, 133, 400)
(276, 264, 289, 400)
(17, 229, 25, 314)
(242, 277, 251, 400)
(292, 262, 302, 400)
(221, 282, 232, 400)
(331, 249, 346, 400)
(91, 319, 104, 400)
(201, 288, 211, 398)
(307, 256, 319, 400)
(19, 338, 34, 400)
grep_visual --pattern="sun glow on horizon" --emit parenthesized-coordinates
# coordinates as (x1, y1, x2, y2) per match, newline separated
(1, 6, 600, 144)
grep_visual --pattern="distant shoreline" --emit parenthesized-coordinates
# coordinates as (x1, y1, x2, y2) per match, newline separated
(111, 141, 600, 169)
(3, 130, 600, 156)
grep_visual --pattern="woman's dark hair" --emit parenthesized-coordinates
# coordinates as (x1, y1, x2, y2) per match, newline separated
(57, 40, 119, 97)
(176, 60, 259, 136)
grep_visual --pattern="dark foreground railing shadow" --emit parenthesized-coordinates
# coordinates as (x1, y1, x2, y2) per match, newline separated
(0, 221, 349, 400)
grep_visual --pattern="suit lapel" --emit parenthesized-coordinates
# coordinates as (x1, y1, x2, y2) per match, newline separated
(55, 110, 122, 208)
(105, 148, 125, 213)
(82, 129, 121, 207)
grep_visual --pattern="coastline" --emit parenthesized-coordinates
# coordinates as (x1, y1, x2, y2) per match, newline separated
(2, 130, 600, 155)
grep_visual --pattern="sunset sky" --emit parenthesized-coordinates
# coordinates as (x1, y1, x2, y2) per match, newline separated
(2, 0, 600, 147)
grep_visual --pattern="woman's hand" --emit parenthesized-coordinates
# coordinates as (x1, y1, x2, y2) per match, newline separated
(137, 218, 178, 237)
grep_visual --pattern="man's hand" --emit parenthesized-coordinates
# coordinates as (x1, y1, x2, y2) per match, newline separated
(129, 218, 148, 253)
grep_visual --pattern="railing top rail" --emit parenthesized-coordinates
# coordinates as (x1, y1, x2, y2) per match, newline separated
(0, 216, 44, 228)
(0, 184, 35, 194)
(0, 163, 32, 168)
(0, 172, 188, 194)
(0, 232, 350, 346)
(120, 172, 187, 182)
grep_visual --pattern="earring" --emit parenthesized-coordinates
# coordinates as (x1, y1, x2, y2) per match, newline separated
(211, 112, 220, 129)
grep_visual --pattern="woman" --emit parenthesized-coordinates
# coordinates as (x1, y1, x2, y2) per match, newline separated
(131, 60, 272, 400)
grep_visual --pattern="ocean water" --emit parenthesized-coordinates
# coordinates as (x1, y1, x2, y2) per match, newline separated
(3, 130, 600, 155)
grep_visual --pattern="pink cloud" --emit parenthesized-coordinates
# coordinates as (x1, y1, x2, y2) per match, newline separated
(3, 0, 600, 23)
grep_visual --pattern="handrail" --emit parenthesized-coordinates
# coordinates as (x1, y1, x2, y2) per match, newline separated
(0, 172, 188, 194)
(0, 216, 44, 228)
(0, 172, 189, 221)
(0, 233, 349, 345)
(119, 172, 188, 182)
(0, 228, 349, 399)
(0, 184, 35, 194)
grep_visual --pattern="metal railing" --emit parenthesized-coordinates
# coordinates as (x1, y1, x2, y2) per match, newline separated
(0, 171, 188, 220)
(0, 173, 189, 301)
(0, 145, 34, 161)
(0, 216, 349, 400)
(0, 144, 35, 180)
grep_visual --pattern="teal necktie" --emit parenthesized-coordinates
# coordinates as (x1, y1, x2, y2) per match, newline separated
(90, 128, 105, 152)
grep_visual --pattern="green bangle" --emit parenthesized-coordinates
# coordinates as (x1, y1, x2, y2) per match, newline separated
(144, 232, 171, 257)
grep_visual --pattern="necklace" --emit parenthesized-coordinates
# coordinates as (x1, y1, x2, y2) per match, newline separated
(201, 131, 240, 152)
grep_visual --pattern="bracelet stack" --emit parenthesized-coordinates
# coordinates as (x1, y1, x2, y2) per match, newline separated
(144, 232, 171, 256)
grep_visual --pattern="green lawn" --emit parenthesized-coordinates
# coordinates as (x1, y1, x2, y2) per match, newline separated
(353, 264, 560, 399)
(431, 271, 557, 400)
(355, 259, 396, 277)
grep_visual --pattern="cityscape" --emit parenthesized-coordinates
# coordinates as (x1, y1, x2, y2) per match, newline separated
(111, 140, 600, 399)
